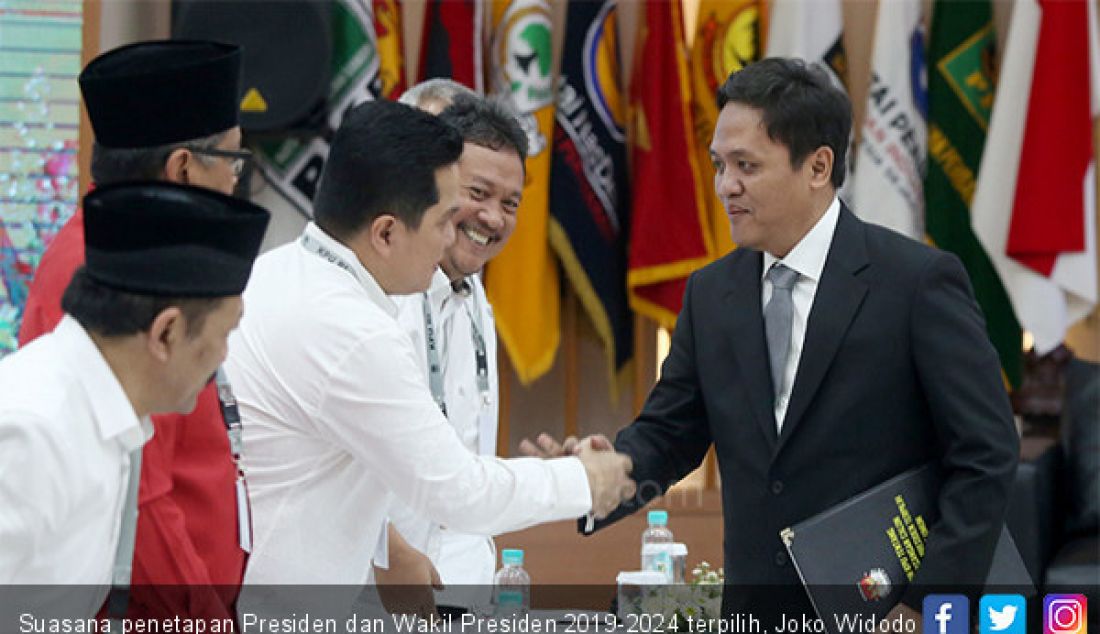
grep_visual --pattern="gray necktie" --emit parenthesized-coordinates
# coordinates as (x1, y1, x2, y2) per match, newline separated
(765, 263, 799, 399)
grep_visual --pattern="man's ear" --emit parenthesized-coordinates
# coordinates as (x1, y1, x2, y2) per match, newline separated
(145, 306, 185, 363)
(163, 148, 195, 185)
(808, 146, 835, 189)
(369, 214, 399, 257)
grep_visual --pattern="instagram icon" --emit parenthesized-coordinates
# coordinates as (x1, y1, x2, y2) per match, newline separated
(1045, 595, 1088, 634)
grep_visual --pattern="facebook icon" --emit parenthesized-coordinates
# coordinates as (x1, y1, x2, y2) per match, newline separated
(924, 595, 971, 634)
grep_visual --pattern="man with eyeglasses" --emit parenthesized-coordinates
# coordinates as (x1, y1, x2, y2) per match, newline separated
(19, 40, 255, 622)
(187, 146, 252, 179)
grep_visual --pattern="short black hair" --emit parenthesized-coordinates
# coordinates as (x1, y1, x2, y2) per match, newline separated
(61, 266, 223, 338)
(313, 100, 464, 238)
(89, 130, 228, 184)
(717, 58, 852, 188)
(438, 94, 528, 162)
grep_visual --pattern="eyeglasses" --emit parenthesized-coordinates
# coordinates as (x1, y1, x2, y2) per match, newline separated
(186, 146, 253, 177)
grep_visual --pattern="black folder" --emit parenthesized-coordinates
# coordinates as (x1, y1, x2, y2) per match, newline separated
(780, 464, 1033, 633)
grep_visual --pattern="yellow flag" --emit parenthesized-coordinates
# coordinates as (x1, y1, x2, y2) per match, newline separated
(485, 0, 559, 384)
(372, 0, 405, 100)
(689, 0, 763, 258)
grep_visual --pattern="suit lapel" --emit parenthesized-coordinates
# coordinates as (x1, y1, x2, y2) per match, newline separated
(776, 206, 870, 454)
(722, 251, 779, 449)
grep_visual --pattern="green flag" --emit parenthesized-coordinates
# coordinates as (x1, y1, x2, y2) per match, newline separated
(925, 0, 1022, 388)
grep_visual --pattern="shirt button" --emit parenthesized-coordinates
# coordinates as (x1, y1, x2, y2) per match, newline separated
(775, 551, 788, 566)
(771, 480, 784, 495)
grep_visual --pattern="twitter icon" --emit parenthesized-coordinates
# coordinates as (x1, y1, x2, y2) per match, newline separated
(981, 594, 1027, 634)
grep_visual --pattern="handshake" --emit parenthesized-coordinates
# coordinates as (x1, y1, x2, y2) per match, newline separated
(519, 433, 636, 520)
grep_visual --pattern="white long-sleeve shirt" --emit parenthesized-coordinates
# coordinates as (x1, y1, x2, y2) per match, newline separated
(391, 270, 501, 593)
(228, 223, 592, 589)
(0, 316, 150, 617)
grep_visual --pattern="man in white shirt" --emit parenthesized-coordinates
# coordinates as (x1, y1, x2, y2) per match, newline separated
(227, 100, 635, 617)
(0, 182, 268, 620)
(388, 92, 526, 609)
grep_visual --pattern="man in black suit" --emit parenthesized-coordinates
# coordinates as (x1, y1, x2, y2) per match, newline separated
(532, 58, 1018, 625)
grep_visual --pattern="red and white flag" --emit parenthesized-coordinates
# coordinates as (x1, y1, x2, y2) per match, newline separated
(972, 0, 1098, 354)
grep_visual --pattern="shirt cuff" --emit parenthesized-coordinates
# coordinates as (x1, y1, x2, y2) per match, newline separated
(552, 456, 593, 518)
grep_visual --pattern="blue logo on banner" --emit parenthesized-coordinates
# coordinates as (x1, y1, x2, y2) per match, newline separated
(925, 595, 970, 634)
(980, 595, 1026, 634)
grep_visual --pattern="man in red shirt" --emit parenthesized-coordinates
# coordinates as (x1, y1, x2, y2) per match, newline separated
(19, 40, 254, 620)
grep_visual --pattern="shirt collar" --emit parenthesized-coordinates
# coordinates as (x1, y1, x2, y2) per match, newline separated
(426, 267, 452, 308)
(301, 222, 398, 318)
(763, 195, 841, 283)
(426, 268, 477, 315)
(54, 315, 151, 451)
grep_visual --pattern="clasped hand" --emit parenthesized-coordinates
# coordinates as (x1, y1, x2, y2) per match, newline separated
(519, 433, 635, 520)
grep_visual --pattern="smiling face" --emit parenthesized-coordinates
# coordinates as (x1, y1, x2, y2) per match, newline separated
(440, 142, 525, 280)
(710, 102, 830, 258)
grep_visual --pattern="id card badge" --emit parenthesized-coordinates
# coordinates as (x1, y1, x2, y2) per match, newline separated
(236, 474, 253, 553)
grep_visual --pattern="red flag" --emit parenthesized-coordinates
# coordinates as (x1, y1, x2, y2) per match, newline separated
(416, 0, 483, 93)
(971, 0, 1097, 354)
(626, 0, 712, 329)
(1005, 0, 1090, 276)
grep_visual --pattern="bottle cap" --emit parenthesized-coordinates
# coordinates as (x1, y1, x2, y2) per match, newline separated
(647, 509, 668, 526)
(502, 549, 524, 566)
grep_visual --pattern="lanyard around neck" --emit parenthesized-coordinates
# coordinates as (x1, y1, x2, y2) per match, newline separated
(109, 365, 249, 618)
(214, 366, 253, 554)
(215, 367, 243, 460)
(421, 278, 490, 417)
(300, 231, 367, 288)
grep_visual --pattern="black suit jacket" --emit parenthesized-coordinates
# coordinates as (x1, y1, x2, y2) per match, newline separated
(593, 205, 1018, 615)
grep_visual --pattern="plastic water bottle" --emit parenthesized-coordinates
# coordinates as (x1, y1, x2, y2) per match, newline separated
(493, 549, 530, 617)
(641, 510, 674, 581)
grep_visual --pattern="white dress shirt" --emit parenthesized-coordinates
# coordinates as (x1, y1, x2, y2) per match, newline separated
(391, 269, 500, 597)
(0, 316, 150, 615)
(227, 223, 592, 593)
(762, 196, 841, 429)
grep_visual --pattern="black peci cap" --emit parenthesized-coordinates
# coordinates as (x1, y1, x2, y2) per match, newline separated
(79, 40, 242, 148)
(82, 182, 269, 297)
